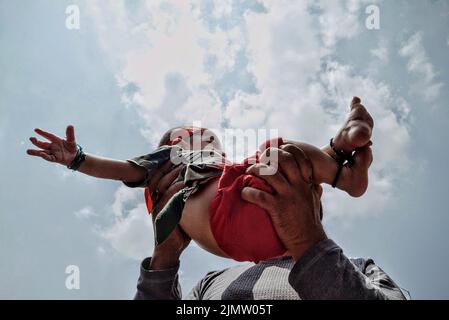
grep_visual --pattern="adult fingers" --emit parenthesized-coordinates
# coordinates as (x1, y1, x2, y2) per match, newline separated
(241, 187, 276, 212)
(312, 185, 323, 223)
(152, 181, 185, 219)
(34, 128, 61, 143)
(29, 137, 51, 150)
(279, 144, 312, 185)
(281, 145, 313, 186)
(157, 165, 184, 195)
(262, 145, 313, 186)
(246, 163, 289, 194)
(258, 147, 274, 165)
(147, 161, 175, 194)
(314, 184, 323, 198)
(66, 125, 76, 144)
(259, 147, 300, 185)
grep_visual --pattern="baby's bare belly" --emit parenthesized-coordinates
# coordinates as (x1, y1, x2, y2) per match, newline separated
(180, 178, 230, 258)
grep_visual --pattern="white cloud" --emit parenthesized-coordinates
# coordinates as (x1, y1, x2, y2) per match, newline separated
(111, 185, 141, 217)
(371, 44, 389, 63)
(316, 0, 363, 48)
(100, 186, 154, 260)
(399, 32, 444, 102)
(368, 37, 390, 77)
(101, 203, 154, 260)
(244, 0, 324, 97)
(87, 0, 230, 145)
(212, 0, 233, 19)
(97, 246, 106, 255)
(74, 206, 97, 219)
(371, 47, 388, 63)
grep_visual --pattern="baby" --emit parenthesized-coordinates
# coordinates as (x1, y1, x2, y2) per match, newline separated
(27, 97, 373, 263)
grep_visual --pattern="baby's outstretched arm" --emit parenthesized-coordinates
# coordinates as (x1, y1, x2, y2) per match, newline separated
(26, 125, 146, 185)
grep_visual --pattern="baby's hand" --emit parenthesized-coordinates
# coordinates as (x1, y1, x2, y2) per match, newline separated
(26, 125, 78, 166)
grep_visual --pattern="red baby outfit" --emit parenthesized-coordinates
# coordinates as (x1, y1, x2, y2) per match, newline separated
(209, 137, 286, 263)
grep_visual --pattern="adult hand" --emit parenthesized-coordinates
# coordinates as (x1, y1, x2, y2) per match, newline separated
(27, 126, 78, 166)
(146, 162, 191, 270)
(242, 144, 326, 261)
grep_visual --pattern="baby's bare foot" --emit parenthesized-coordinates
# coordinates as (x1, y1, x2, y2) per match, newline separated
(331, 97, 374, 197)
(332, 97, 374, 155)
(340, 145, 373, 197)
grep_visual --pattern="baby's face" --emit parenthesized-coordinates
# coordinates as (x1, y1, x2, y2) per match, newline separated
(169, 127, 224, 154)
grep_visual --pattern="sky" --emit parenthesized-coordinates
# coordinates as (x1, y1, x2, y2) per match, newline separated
(0, 0, 448, 299)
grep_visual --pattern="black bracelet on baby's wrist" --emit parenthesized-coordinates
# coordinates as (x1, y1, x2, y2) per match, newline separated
(67, 144, 86, 171)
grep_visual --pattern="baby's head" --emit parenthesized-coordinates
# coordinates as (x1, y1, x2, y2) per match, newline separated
(159, 126, 224, 154)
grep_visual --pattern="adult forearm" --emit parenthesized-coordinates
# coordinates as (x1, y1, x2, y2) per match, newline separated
(289, 239, 406, 300)
(149, 248, 181, 270)
(135, 257, 182, 300)
(77, 154, 146, 183)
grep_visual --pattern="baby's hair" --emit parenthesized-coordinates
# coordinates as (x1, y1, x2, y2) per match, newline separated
(158, 126, 206, 147)
(158, 126, 182, 147)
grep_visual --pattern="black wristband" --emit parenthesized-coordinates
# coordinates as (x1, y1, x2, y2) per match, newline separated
(330, 138, 354, 188)
(330, 138, 354, 166)
(67, 144, 86, 171)
(332, 163, 344, 188)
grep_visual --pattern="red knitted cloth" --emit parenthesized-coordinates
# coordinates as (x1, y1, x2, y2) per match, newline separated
(209, 138, 287, 263)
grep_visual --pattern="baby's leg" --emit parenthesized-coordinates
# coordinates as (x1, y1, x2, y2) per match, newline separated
(280, 141, 371, 197)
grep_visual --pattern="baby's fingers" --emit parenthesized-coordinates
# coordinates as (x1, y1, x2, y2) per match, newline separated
(66, 125, 76, 144)
(34, 128, 61, 143)
(29, 137, 51, 150)
(26, 149, 56, 162)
